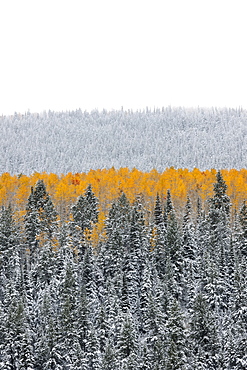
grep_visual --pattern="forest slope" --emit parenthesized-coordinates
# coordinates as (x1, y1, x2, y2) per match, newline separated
(1, 107, 246, 174)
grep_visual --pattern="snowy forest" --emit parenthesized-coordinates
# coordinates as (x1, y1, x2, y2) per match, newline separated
(0, 171, 246, 369)
(0, 106, 246, 174)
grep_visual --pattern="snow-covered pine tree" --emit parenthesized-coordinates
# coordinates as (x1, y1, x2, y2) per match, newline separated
(189, 292, 220, 369)
(0, 205, 20, 306)
(117, 311, 139, 368)
(239, 200, 247, 257)
(71, 185, 99, 261)
(182, 196, 195, 260)
(206, 171, 232, 312)
(181, 196, 197, 308)
(165, 191, 183, 300)
(164, 298, 187, 370)
(153, 193, 167, 278)
(104, 192, 131, 280)
(154, 193, 163, 227)
(24, 180, 57, 264)
(72, 185, 98, 243)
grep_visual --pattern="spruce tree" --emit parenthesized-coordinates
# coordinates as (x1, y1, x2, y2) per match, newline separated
(181, 196, 197, 308)
(117, 311, 139, 366)
(154, 193, 163, 227)
(206, 171, 232, 312)
(71, 185, 99, 260)
(165, 298, 187, 370)
(239, 201, 247, 256)
(32, 179, 58, 240)
(0, 205, 20, 304)
(207, 171, 231, 257)
(104, 192, 131, 279)
(122, 204, 146, 317)
(152, 194, 167, 279)
(85, 326, 102, 370)
(102, 340, 117, 370)
(24, 180, 57, 264)
(165, 198, 183, 300)
(189, 292, 219, 369)
(84, 184, 99, 227)
(182, 196, 195, 260)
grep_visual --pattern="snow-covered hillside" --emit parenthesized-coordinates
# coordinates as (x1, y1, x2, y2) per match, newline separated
(1, 106, 246, 174)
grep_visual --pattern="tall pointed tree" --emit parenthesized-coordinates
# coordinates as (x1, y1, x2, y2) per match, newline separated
(72, 184, 98, 232)
(165, 298, 187, 370)
(153, 193, 167, 278)
(24, 180, 57, 263)
(104, 192, 131, 279)
(154, 193, 163, 227)
(71, 184, 98, 258)
(189, 292, 220, 369)
(239, 201, 247, 256)
(206, 171, 231, 311)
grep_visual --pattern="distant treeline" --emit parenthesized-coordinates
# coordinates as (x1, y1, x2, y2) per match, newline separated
(0, 106, 246, 174)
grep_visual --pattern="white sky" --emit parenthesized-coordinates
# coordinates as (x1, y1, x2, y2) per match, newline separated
(0, 0, 247, 115)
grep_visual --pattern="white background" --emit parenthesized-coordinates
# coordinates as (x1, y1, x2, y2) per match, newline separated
(0, 0, 246, 115)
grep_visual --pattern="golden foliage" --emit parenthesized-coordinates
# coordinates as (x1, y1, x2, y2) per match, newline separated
(0, 168, 246, 215)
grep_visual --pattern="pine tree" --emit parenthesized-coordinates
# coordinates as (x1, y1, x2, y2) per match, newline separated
(122, 204, 146, 317)
(139, 262, 152, 334)
(34, 280, 60, 369)
(76, 286, 90, 354)
(163, 189, 173, 233)
(140, 270, 167, 368)
(117, 311, 139, 366)
(239, 201, 247, 256)
(165, 298, 187, 370)
(152, 194, 167, 279)
(132, 196, 149, 275)
(102, 340, 117, 370)
(84, 184, 99, 227)
(58, 259, 78, 337)
(2, 291, 35, 370)
(24, 180, 57, 264)
(166, 203, 183, 300)
(165, 189, 173, 218)
(181, 196, 197, 308)
(154, 193, 163, 227)
(81, 245, 99, 310)
(0, 205, 19, 264)
(24, 187, 39, 254)
(189, 292, 220, 369)
(85, 325, 102, 370)
(104, 192, 131, 279)
(208, 171, 231, 255)
(0, 300, 7, 367)
(32, 179, 58, 240)
(182, 196, 195, 260)
(206, 171, 232, 312)
(71, 184, 99, 245)
(0, 205, 20, 305)
(34, 241, 57, 288)
(209, 171, 230, 219)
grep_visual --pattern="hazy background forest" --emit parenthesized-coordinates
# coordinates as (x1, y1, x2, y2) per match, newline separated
(1, 107, 246, 174)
